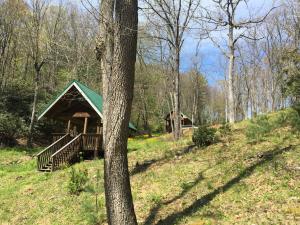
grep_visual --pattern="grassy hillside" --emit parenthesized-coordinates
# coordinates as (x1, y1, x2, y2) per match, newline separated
(0, 110, 300, 225)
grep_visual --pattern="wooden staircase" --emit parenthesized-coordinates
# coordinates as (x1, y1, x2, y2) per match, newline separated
(39, 161, 53, 172)
(37, 133, 83, 172)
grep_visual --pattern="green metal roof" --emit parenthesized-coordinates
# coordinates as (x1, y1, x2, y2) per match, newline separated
(38, 80, 137, 131)
(74, 80, 104, 116)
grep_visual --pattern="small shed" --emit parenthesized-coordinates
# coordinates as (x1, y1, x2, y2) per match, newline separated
(165, 111, 193, 133)
(36, 80, 136, 171)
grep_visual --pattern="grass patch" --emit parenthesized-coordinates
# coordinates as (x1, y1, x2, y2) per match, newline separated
(0, 110, 299, 224)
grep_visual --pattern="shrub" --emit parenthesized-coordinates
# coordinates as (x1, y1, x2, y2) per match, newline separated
(288, 108, 300, 132)
(219, 122, 232, 137)
(68, 167, 89, 195)
(192, 125, 216, 147)
(246, 115, 273, 143)
(0, 112, 27, 147)
(274, 109, 300, 133)
(276, 111, 289, 127)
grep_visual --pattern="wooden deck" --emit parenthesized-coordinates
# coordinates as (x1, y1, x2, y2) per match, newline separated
(37, 133, 102, 172)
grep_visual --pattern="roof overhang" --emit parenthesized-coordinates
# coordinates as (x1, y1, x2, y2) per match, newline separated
(38, 82, 103, 120)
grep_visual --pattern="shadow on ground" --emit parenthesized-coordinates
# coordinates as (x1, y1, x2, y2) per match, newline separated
(142, 145, 295, 225)
(130, 144, 196, 176)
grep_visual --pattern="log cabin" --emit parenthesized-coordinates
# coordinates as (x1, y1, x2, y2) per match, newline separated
(165, 111, 193, 133)
(36, 80, 136, 172)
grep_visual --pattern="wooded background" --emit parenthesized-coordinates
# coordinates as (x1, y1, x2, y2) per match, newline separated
(0, 0, 299, 145)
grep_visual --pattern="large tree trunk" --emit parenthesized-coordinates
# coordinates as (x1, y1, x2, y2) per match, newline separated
(173, 47, 181, 140)
(228, 26, 235, 123)
(98, 0, 138, 224)
(27, 72, 39, 148)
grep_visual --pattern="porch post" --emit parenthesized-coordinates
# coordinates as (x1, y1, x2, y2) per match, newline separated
(94, 125, 100, 159)
(82, 117, 88, 153)
(83, 117, 88, 134)
(67, 120, 71, 133)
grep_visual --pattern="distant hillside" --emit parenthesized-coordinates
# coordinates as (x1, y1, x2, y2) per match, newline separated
(0, 109, 299, 225)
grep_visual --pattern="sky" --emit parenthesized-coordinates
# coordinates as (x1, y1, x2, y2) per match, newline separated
(179, 0, 279, 85)
(62, 0, 278, 85)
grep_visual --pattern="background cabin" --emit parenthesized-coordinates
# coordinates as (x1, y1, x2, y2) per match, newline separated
(165, 111, 193, 133)
(36, 80, 136, 172)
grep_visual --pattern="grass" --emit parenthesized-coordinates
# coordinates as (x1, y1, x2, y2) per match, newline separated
(0, 111, 300, 225)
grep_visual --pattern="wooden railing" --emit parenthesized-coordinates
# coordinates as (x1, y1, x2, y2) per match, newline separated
(51, 133, 83, 171)
(37, 134, 71, 170)
(82, 133, 102, 151)
(52, 133, 67, 142)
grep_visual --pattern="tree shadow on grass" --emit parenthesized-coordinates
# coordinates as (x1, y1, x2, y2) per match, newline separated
(144, 145, 294, 225)
(130, 144, 196, 176)
(143, 170, 208, 225)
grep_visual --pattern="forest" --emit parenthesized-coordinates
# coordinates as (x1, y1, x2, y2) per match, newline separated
(0, 0, 300, 224)
(1, 0, 298, 146)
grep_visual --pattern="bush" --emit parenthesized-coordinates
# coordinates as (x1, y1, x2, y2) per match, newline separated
(287, 108, 300, 132)
(273, 109, 300, 133)
(0, 112, 27, 147)
(68, 167, 89, 195)
(219, 122, 232, 137)
(276, 111, 289, 127)
(246, 115, 273, 143)
(192, 125, 216, 147)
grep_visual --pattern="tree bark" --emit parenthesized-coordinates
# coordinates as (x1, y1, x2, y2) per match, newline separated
(228, 25, 235, 123)
(27, 70, 39, 148)
(173, 47, 181, 140)
(98, 0, 138, 224)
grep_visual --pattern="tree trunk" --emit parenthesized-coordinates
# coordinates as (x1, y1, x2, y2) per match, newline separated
(27, 72, 39, 148)
(142, 102, 152, 138)
(98, 0, 138, 224)
(228, 26, 235, 123)
(173, 47, 181, 140)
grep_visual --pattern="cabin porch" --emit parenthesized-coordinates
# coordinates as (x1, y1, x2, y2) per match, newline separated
(37, 132, 102, 172)
(36, 80, 136, 172)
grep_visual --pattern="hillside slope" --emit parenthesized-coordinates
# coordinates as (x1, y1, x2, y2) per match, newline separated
(0, 110, 300, 225)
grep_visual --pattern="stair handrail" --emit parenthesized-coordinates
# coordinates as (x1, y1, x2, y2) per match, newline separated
(37, 134, 69, 157)
(51, 133, 83, 171)
(51, 133, 82, 158)
(37, 134, 70, 170)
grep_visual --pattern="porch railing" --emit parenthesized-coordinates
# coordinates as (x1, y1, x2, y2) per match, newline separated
(37, 133, 103, 171)
(82, 133, 102, 151)
(52, 133, 67, 142)
(37, 134, 71, 170)
(51, 133, 83, 171)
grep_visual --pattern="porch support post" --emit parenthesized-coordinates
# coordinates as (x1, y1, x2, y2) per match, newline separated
(67, 120, 71, 133)
(83, 117, 88, 134)
(94, 125, 100, 159)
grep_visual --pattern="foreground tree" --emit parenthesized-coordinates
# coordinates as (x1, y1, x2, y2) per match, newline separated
(96, 0, 138, 224)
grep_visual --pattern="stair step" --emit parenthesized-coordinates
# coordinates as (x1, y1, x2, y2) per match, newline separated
(37, 133, 82, 172)
(39, 168, 51, 172)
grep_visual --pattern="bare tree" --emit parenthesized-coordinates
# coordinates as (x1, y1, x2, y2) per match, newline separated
(25, 0, 49, 148)
(200, 0, 276, 123)
(25, 0, 65, 147)
(142, 0, 200, 140)
(0, 0, 26, 90)
(96, 0, 138, 224)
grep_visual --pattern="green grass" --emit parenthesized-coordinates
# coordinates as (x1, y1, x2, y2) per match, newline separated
(0, 111, 300, 224)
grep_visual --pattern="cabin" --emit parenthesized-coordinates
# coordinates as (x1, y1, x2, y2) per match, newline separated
(36, 80, 136, 172)
(165, 111, 193, 133)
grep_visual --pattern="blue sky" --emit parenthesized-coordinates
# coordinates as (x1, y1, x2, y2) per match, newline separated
(179, 0, 278, 85)
(66, 0, 278, 85)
